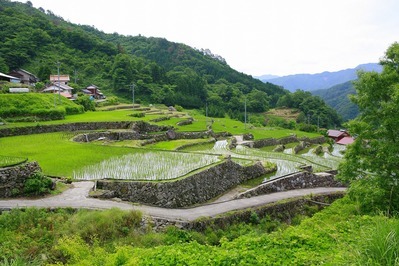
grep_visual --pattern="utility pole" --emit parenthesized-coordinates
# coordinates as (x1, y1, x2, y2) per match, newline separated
(317, 115, 320, 131)
(74, 69, 78, 84)
(205, 102, 208, 129)
(130, 83, 135, 110)
(244, 98, 247, 130)
(56, 61, 61, 105)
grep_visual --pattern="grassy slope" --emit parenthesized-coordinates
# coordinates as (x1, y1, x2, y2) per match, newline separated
(0, 94, 81, 115)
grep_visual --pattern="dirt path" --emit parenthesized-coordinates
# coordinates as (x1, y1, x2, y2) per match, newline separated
(0, 181, 346, 221)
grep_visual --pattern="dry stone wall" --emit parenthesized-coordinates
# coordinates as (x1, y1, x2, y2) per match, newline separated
(0, 121, 171, 138)
(249, 135, 325, 149)
(73, 129, 231, 143)
(151, 192, 345, 231)
(236, 171, 346, 199)
(0, 162, 41, 198)
(96, 160, 269, 208)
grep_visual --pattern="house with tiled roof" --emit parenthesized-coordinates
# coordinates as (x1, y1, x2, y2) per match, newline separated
(327, 129, 354, 145)
(42, 74, 74, 99)
(327, 129, 349, 141)
(336, 136, 354, 145)
(42, 83, 74, 99)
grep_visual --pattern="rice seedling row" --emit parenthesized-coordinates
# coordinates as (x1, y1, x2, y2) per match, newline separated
(0, 155, 27, 168)
(73, 151, 220, 181)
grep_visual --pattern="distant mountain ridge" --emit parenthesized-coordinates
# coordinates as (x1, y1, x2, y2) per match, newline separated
(261, 63, 382, 92)
(312, 81, 358, 121)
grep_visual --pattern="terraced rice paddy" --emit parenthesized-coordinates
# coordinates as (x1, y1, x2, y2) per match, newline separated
(183, 140, 344, 181)
(73, 151, 220, 181)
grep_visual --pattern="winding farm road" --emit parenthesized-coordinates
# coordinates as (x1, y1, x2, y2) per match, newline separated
(0, 182, 346, 221)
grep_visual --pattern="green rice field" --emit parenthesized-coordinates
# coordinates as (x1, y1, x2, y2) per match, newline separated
(0, 106, 342, 181)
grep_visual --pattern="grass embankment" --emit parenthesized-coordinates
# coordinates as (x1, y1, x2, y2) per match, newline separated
(0, 94, 83, 122)
(0, 198, 396, 265)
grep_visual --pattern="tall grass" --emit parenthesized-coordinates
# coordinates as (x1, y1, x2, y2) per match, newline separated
(357, 218, 399, 265)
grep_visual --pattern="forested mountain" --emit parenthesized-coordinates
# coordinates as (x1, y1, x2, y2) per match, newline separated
(0, 0, 341, 127)
(312, 81, 359, 121)
(263, 63, 382, 92)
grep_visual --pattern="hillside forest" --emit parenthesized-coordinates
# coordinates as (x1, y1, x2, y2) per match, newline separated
(0, 0, 341, 129)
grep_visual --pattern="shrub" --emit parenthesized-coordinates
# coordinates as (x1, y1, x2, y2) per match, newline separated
(65, 104, 84, 115)
(31, 107, 66, 120)
(23, 171, 53, 196)
(174, 105, 183, 112)
(347, 177, 399, 215)
(74, 95, 95, 111)
(130, 112, 145, 118)
(64, 208, 142, 243)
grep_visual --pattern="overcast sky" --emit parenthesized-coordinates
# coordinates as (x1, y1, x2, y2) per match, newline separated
(22, 0, 399, 77)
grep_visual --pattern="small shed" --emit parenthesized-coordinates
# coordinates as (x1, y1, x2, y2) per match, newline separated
(9, 88, 30, 93)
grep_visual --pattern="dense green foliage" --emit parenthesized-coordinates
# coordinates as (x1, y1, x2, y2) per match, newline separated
(312, 81, 360, 121)
(276, 90, 342, 128)
(0, 0, 287, 120)
(0, 94, 83, 121)
(22, 171, 53, 196)
(339, 42, 399, 214)
(0, 0, 343, 126)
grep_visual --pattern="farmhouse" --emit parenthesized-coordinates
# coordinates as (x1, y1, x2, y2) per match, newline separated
(42, 83, 74, 99)
(83, 84, 106, 99)
(327, 129, 354, 145)
(8, 69, 38, 85)
(43, 74, 74, 99)
(327, 129, 349, 142)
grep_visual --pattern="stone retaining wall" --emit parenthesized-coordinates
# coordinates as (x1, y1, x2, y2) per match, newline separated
(249, 135, 325, 149)
(0, 162, 41, 198)
(96, 160, 270, 208)
(0, 121, 171, 138)
(150, 192, 345, 231)
(73, 129, 231, 144)
(235, 171, 345, 199)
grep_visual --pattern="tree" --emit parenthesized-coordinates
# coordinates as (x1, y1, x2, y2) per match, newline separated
(338, 42, 399, 214)
(111, 54, 135, 91)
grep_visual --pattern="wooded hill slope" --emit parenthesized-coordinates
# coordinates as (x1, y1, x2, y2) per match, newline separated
(0, 0, 341, 127)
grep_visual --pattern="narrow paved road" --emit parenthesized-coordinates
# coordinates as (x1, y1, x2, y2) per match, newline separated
(0, 182, 346, 221)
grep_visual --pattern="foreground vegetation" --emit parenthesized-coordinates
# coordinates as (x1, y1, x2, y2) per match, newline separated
(1, 197, 398, 265)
